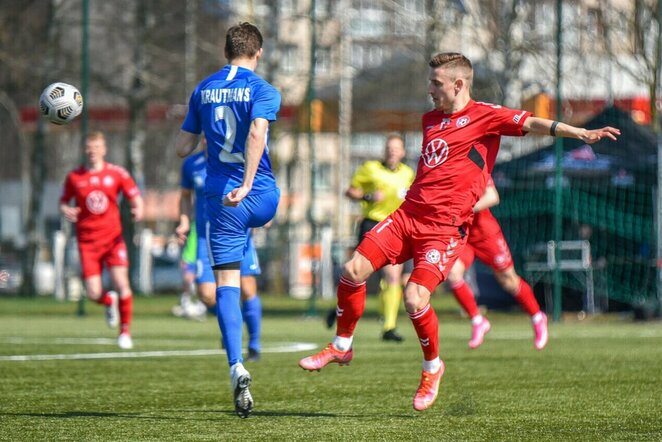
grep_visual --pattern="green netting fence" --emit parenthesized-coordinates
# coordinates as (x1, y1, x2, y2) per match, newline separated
(492, 107, 657, 308)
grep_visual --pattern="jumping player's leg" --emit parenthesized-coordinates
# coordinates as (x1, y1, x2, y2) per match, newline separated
(298, 249, 376, 371)
(406, 223, 468, 411)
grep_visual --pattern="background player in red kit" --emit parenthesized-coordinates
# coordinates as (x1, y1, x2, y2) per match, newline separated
(60, 131, 143, 350)
(299, 52, 620, 412)
(447, 177, 548, 350)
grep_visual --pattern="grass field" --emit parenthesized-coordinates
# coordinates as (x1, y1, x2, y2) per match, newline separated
(0, 294, 661, 441)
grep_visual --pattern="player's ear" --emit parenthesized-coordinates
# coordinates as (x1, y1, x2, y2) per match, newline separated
(255, 47, 263, 61)
(454, 78, 463, 95)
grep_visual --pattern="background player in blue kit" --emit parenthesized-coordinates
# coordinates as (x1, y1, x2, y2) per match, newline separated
(175, 139, 264, 361)
(175, 22, 281, 419)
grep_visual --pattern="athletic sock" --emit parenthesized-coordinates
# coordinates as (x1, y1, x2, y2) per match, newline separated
(422, 357, 442, 374)
(242, 296, 262, 352)
(381, 283, 402, 331)
(96, 291, 111, 306)
(335, 276, 366, 338)
(408, 303, 439, 362)
(332, 335, 353, 352)
(513, 279, 541, 316)
(449, 279, 480, 318)
(216, 286, 243, 366)
(119, 294, 132, 335)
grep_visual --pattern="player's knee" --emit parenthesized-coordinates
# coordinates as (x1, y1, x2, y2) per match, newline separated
(199, 284, 216, 308)
(403, 284, 430, 314)
(342, 254, 372, 283)
(495, 268, 519, 293)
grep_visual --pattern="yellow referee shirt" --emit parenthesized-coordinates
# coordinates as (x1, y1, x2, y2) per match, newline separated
(351, 160, 415, 222)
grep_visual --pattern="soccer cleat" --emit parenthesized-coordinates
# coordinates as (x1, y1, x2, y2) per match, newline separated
(230, 364, 254, 419)
(533, 313, 548, 350)
(105, 291, 119, 329)
(117, 333, 133, 350)
(298, 344, 353, 371)
(382, 329, 404, 342)
(246, 348, 261, 362)
(413, 361, 445, 411)
(468, 318, 491, 349)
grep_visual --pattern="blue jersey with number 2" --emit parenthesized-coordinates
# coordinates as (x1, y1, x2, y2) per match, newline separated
(181, 64, 281, 197)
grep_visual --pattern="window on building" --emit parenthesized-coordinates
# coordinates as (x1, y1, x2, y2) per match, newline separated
(314, 162, 333, 191)
(315, 46, 331, 74)
(280, 0, 297, 15)
(281, 45, 299, 73)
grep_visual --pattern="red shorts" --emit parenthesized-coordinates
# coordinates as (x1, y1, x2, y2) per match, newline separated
(78, 234, 129, 279)
(357, 207, 469, 293)
(459, 211, 513, 271)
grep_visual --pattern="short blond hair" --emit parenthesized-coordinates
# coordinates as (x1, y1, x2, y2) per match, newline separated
(85, 131, 106, 143)
(429, 52, 473, 88)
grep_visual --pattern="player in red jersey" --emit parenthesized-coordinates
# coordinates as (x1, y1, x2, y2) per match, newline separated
(447, 177, 548, 350)
(299, 52, 620, 411)
(59, 131, 143, 349)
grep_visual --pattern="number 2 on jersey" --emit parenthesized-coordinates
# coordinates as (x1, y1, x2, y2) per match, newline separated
(214, 105, 244, 163)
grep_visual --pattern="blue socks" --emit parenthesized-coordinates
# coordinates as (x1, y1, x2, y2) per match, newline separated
(216, 286, 242, 366)
(242, 296, 262, 352)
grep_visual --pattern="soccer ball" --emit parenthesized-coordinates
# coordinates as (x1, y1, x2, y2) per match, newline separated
(39, 82, 84, 125)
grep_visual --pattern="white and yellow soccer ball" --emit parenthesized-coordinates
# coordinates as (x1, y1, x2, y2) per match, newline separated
(39, 82, 84, 125)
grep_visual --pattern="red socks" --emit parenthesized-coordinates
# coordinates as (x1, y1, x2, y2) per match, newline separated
(96, 291, 112, 306)
(408, 303, 439, 361)
(449, 279, 480, 318)
(336, 277, 366, 338)
(119, 294, 133, 335)
(514, 279, 540, 316)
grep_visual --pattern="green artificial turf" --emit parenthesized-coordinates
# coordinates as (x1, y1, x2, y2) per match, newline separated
(0, 294, 661, 441)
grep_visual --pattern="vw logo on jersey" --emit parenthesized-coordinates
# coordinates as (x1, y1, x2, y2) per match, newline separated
(85, 190, 109, 215)
(423, 138, 449, 168)
(456, 116, 470, 127)
(103, 176, 114, 187)
(425, 249, 441, 264)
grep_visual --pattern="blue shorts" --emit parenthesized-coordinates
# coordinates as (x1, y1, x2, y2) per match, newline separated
(206, 188, 279, 267)
(196, 233, 262, 284)
(240, 236, 261, 276)
(196, 237, 215, 284)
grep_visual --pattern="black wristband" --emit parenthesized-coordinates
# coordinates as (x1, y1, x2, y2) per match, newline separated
(362, 193, 373, 202)
(550, 121, 559, 137)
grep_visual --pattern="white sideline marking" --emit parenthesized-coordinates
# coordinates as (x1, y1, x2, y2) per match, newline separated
(0, 342, 317, 362)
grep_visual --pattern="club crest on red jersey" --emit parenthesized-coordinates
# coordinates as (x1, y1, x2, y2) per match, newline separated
(85, 190, 109, 215)
(423, 138, 449, 168)
(456, 116, 470, 127)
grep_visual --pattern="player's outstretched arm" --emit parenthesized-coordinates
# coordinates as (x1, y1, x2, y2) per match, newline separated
(523, 117, 620, 144)
(176, 130, 200, 158)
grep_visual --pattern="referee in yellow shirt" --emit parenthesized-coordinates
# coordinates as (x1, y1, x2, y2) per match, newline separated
(346, 133, 415, 341)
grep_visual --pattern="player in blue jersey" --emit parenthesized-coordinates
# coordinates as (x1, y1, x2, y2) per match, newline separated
(175, 22, 280, 419)
(175, 139, 264, 360)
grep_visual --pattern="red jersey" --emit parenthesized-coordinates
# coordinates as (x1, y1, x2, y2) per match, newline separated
(60, 162, 140, 243)
(401, 100, 530, 225)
